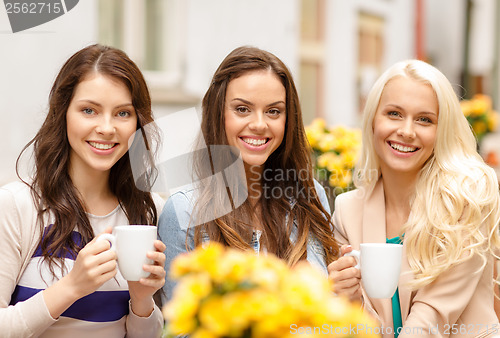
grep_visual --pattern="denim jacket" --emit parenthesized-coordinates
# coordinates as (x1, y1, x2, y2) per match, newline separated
(158, 180, 331, 304)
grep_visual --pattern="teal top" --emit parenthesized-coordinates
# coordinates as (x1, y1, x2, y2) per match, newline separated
(387, 236, 403, 338)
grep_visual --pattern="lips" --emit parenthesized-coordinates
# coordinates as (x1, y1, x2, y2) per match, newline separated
(241, 137, 269, 147)
(87, 141, 117, 150)
(388, 141, 418, 153)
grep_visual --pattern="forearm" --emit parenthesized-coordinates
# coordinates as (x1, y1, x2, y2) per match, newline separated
(42, 275, 81, 319)
(0, 292, 56, 337)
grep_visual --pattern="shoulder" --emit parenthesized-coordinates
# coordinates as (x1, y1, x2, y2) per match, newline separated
(151, 192, 166, 215)
(334, 187, 366, 209)
(1, 180, 31, 196)
(312, 179, 331, 214)
(159, 186, 198, 231)
(164, 186, 198, 214)
(0, 181, 35, 211)
(0, 181, 39, 249)
(313, 179, 325, 193)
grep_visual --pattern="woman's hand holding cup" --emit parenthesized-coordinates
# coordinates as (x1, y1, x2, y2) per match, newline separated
(96, 225, 166, 317)
(127, 239, 166, 317)
(327, 244, 362, 302)
(330, 243, 403, 301)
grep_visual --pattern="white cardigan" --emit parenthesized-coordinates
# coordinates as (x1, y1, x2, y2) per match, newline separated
(0, 181, 164, 338)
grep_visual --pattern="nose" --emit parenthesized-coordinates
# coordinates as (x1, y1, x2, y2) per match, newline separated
(248, 112, 267, 132)
(397, 120, 416, 139)
(95, 114, 116, 135)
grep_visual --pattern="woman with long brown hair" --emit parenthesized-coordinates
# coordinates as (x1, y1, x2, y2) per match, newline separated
(0, 44, 166, 337)
(159, 46, 339, 302)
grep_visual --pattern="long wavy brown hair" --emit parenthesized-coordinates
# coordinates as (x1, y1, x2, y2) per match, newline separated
(192, 46, 339, 265)
(16, 44, 159, 275)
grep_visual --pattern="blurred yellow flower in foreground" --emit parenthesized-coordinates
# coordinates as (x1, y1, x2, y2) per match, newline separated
(163, 243, 379, 338)
(461, 94, 499, 143)
(305, 118, 361, 195)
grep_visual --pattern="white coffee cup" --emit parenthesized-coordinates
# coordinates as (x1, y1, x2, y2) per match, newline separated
(344, 243, 403, 299)
(97, 225, 156, 281)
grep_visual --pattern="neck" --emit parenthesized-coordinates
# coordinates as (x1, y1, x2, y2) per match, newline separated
(69, 164, 115, 214)
(382, 175, 415, 207)
(380, 168, 417, 236)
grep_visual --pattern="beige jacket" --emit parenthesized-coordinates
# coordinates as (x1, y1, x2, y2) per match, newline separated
(333, 179, 499, 338)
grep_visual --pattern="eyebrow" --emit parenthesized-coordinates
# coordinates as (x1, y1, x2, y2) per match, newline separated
(231, 98, 285, 107)
(76, 99, 134, 109)
(385, 104, 437, 116)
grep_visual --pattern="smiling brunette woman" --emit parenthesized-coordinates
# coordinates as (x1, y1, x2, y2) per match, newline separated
(0, 44, 166, 337)
(328, 60, 500, 338)
(158, 46, 339, 302)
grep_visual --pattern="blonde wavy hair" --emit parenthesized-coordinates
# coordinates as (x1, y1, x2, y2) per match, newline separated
(355, 59, 500, 289)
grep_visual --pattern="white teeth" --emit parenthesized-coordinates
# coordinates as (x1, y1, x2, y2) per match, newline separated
(242, 138, 267, 146)
(89, 141, 115, 150)
(390, 142, 417, 153)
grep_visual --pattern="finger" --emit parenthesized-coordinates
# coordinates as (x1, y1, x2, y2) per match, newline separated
(97, 267, 118, 284)
(333, 275, 361, 290)
(328, 256, 358, 274)
(94, 247, 117, 263)
(334, 265, 361, 280)
(143, 264, 166, 278)
(138, 276, 164, 288)
(79, 239, 112, 258)
(146, 251, 165, 266)
(88, 227, 113, 245)
(340, 244, 353, 256)
(95, 258, 118, 275)
(338, 283, 362, 300)
(89, 239, 113, 255)
(154, 240, 166, 252)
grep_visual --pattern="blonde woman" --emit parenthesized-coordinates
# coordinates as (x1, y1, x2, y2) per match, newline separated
(328, 59, 500, 338)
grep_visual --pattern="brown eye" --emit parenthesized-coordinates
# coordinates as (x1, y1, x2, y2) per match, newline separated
(267, 109, 281, 116)
(236, 106, 250, 114)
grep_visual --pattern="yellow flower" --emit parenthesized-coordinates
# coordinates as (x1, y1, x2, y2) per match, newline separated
(472, 120, 487, 136)
(198, 296, 232, 336)
(191, 328, 218, 338)
(163, 291, 199, 334)
(470, 97, 489, 117)
(305, 120, 361, 192)
(487, 110, 498, 131)
(310, 118, 326, 130)
(318, 133, 337, 153)
(341, 150, 358, 168)
(305, 128, 323, 149)
(461, 94, 497, 141)
(164, 243, 378, 337)
(329, 170, 352, 189)
(305, 118, 328, 150)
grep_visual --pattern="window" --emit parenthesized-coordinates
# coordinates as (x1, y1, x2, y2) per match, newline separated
(299, 0, 326, 124)
(98, 0, 196, 104)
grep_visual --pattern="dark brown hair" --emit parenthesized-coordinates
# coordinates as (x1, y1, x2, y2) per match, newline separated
(192, 46, 339, 265)
(17, 44, 159, 274)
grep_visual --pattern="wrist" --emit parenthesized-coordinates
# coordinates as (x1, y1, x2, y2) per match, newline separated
(130, 298, 154, 318)
(42, 276, 81, 319)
